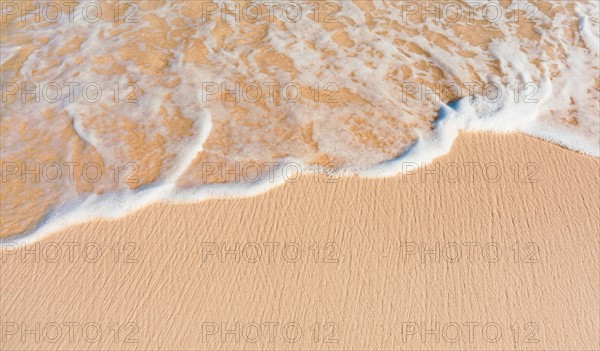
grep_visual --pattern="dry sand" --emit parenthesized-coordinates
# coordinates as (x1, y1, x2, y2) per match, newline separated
(1, 132, 599, 350)
(3, 1, 598, 239)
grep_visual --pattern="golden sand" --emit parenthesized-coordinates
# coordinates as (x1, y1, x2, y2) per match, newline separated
(1, 132, 598, 350)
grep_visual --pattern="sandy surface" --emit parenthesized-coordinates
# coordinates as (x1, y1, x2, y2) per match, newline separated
(1, 132, 599, 350)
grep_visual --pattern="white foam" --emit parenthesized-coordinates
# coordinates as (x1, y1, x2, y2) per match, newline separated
(577, 2, 600, 55)
(2, 76, 594, 248)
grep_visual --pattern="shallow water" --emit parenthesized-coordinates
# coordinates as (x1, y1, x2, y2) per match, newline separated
(1, 0, 598, 240)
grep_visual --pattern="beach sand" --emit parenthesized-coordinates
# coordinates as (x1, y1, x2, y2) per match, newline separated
(1, 132, 599, 350)
(3, 0, 599, 240)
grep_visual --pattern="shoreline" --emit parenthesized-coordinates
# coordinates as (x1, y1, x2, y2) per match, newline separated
(2, 129, 599, 245)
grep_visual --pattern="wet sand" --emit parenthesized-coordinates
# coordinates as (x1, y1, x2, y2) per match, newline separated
(3, 1, 598, 239)
(1, 132, 599, 350)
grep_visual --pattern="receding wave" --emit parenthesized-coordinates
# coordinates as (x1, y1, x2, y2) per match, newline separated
(1, 0, 598, 242)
